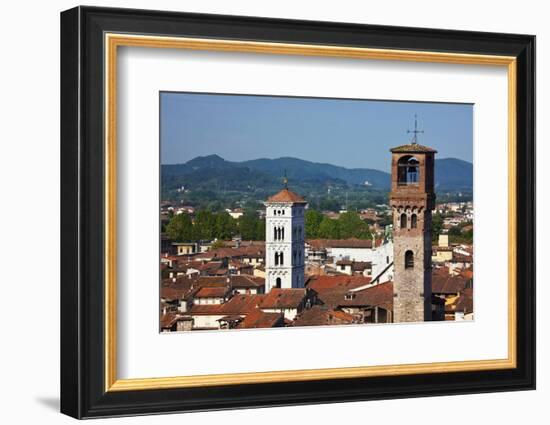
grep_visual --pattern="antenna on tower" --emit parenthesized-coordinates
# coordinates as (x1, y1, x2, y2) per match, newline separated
(283, 169, 288, 189)
(407, 114, 424, 145)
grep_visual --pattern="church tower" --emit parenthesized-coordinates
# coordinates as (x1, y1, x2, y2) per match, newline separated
(390, 117, 437, 322)
(264, 180, 307, 293)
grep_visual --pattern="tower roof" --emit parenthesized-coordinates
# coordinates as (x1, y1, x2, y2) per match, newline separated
(390, 143, 437, 154)
(266, 188, 307, 204)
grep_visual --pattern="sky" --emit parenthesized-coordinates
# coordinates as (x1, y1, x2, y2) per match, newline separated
(160, 92, 473, 172)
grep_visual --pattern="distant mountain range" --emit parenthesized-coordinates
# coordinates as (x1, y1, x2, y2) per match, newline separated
(162, 155, 472, 194)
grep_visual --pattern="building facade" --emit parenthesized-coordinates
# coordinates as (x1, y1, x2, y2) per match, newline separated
(264, 187, 307, 292)
(389, 142, 437, 322)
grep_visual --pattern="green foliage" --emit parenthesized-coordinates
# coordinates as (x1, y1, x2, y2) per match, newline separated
(318, 216, 341, 239)
(307, 210, 373, 240)
(431, 213, 444, 240)
(165, 209, 266, 243)
(214, 211, 237, 240)
(238, 210, 263, 240)
(305, 209, 324, 239)
(165, 213, 194, 242)
(338, 212, 372, 239)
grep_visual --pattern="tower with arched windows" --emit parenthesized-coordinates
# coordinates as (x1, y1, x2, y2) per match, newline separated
(264, 185, 307, 292)
(389, 136, 437, 322)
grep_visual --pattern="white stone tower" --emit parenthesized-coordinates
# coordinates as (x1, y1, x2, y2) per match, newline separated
(264, 182, 307, 292)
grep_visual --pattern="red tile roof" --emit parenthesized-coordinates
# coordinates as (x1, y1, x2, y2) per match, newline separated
(237, 309, 284, 328)
(292, 306, 355, 327)
(194, 286, 229, 298)
(307, 238, 381, 249)
(432, 268, 470, 294)
(307, 275, 371, 293)
(259, 288, 308, 309)
(390, 143, 437, 153)
(266, 188, 307, 203)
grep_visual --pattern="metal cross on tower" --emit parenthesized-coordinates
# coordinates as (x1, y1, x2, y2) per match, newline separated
(407, 114, 424, 145)
(283, 169, 288, 189)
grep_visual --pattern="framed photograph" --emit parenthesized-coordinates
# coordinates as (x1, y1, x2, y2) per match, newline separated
(60, 6, 535, 419)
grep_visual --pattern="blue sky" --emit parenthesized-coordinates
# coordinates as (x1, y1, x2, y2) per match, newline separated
(160, 92, 472, 172)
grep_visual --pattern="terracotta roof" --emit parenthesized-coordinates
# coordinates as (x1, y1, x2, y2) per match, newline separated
(390, 143, 437, 153)
(160, 313, 178, 329)
(259, 288, 308, 309)
(237, 309, 284, 328)
(292, 306, 354, 327)
(307, 275, 371, 293)
(194, 286, 229, 298)
(337, 282, 393, 311)
(432, 268, 470, 294)
(454, 288, 474, 314)
(230, 275, 265, 288)
(306, 238, 380, 249)
(216, 294, 266, 315)
(266, 188, 307, 204)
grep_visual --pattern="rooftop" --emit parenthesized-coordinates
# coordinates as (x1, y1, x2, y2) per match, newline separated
(266, 188, 307, 204)
(390, 143, 437, 153)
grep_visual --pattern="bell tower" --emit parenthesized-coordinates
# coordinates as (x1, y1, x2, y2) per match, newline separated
(390, 116, 437, 322)
(264, 177, 307, 293)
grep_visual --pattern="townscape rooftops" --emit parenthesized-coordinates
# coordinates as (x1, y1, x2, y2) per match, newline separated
(188, 294, 266, 316)
(266, 188, 307, 204)
(390, 143, 437, 153)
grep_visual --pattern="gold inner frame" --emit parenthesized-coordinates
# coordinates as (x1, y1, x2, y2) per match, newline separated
(104, 33, 517, 392)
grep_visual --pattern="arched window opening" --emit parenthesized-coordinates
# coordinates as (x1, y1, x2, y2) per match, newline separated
(411, 214, 418, 229)
(276, 277, 281, 289)
(405, 250, 414, 269)
(281, 227, 285, 240)
(280, 252, 284, 266)
(400, 213, 407, 229)
(274, 252, 279, 266)
(397, 156, 420, 185)
(273, 227, 277, 240)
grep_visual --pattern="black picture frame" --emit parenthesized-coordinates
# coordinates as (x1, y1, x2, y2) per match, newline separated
(61, 5, 535, 419)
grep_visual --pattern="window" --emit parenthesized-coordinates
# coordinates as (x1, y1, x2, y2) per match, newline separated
(400, 213, 407, 229)
(276, 277, 281, 288)
(273, 227, 277, 240)
(274, 252, 279, 265)
(397, 156, 420, 185)
(281, 227, 285, 240)
(411, 214, 417, 229)
(405, 250, 414, 269)
(280, 252, 284, 265)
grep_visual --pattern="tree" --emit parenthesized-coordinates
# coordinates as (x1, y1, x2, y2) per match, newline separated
(318, 216, 341, 239)
(431, 213, 444, 240)
(238, 210, 260, 240)
(305, 209, 323, 239)
(338, 211, 371, 239)
(165, 213, 193, 242)
(214, 211, 237, 240)
(193, 210, 215, 240)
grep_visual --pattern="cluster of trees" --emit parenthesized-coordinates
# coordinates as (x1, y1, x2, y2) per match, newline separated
(165, 210, 265, 242)
(305, 210, 372, 240)
(166, 208, 374, 243)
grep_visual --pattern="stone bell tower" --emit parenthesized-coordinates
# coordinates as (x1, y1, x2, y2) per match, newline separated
(390, 117, 437, 322)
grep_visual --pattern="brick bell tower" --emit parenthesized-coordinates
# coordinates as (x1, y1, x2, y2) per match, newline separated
(390, 116, 437, 322)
